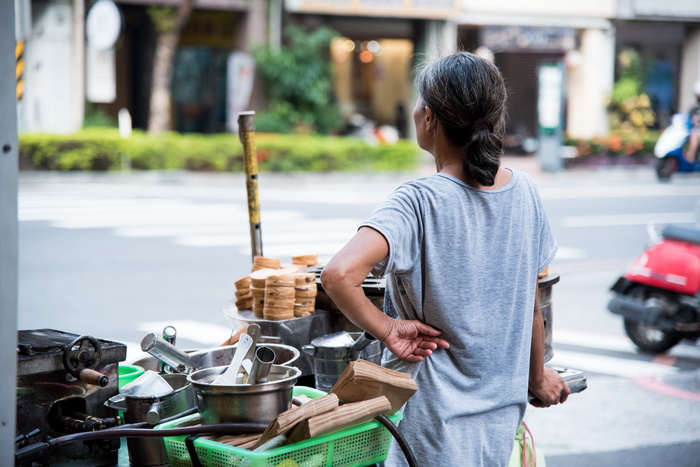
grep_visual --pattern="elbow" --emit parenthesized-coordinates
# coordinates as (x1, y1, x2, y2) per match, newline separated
(320, 263, 347, 297)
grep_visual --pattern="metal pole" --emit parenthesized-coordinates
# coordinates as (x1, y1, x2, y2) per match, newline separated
(238, 111, 263, 260)
(1, 0, 19, 464)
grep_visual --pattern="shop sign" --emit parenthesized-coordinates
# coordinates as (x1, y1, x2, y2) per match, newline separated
(86, 0, 122, 51)
(482, 26, 577, 52)
(86, 47, 116, 103)
(286, 0, 457, 19)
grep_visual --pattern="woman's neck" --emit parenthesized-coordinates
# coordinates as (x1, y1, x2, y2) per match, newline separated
(436, 158, 511, 190)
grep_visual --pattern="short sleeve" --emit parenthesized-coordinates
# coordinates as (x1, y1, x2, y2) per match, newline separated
(537, 201, 558, 272)
(361, 184, 424, 278)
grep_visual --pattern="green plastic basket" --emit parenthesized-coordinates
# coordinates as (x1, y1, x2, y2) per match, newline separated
(156, 386, 402, 467)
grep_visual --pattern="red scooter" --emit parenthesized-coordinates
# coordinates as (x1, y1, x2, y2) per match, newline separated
(608, 224, 700, 352)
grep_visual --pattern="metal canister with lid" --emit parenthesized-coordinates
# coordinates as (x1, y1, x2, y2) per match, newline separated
(302, 331, 382, 393)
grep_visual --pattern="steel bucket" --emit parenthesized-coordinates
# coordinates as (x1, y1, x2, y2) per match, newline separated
(187, 365, 301, 425)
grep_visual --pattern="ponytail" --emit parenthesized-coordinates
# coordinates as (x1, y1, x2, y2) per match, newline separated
(463, 120, 502, 186)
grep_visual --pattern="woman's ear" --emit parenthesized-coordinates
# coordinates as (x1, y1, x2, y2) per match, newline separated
(424, 106, 435, 132)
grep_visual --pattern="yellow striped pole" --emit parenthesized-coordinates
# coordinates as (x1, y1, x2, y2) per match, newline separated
(238, 111, 263, 260)
(15, 41, 24, 101)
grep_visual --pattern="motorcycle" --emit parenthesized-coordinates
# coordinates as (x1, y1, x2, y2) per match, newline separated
(654, 113, 700, 181)
(608, 223, 700, 352)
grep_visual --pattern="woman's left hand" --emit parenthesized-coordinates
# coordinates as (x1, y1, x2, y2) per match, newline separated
(382, 319, 450, 362)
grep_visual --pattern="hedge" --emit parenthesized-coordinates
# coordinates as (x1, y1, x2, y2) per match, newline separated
(18, 129, 421, 173)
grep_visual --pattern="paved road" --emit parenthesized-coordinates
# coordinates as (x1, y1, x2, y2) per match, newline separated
(16, 157, 700, 466)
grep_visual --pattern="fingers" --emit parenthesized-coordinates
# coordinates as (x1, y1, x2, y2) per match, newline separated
(416, 322, 443, 336)
(412, 322, 450, 349)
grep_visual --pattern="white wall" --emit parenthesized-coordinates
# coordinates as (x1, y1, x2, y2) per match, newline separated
(21, 0, 83, 133)
(567, 28, 616, 138)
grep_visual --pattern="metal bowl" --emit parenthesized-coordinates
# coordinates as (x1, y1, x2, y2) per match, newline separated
(131, 343, 300, 374)
(187, 365, 301, 425)
(188, 343, 300, 370)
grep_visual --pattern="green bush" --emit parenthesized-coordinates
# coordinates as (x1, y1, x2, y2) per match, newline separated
(564, 130, 659, 160)
(18, 129, 420, 173)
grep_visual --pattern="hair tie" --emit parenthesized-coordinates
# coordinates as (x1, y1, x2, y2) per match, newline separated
(471, 118, 493, 133)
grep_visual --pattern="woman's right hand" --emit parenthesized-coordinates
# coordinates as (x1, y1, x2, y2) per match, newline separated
(381, 319, 450, 363)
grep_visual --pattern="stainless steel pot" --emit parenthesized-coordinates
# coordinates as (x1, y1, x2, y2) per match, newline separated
(187, 365, 301, 425)
(106, 374, 195, 466)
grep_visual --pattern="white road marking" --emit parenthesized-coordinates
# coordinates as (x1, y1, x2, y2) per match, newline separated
(554, 246, 587, 260)
(136, 320, 232, 346)
(548, 349, 679, 378)
(539, 184, 700, 200)
(562, 212, 696, 228)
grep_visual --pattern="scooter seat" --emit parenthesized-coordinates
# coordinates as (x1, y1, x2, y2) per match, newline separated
(662, 224, 700, 246)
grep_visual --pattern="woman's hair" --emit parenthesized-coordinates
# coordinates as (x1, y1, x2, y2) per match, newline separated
(416, 52, 507, 186)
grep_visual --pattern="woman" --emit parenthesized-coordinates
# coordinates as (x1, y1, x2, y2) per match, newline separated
(321, 52, 569, 466)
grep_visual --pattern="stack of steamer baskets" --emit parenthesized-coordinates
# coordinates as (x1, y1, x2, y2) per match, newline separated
(234, 255, 319, 320)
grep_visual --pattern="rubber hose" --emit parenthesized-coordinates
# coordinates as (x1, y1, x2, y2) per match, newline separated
(375, 414, 418, 467)
(117, 406, 199, 430)
(49, 422, 268, 449)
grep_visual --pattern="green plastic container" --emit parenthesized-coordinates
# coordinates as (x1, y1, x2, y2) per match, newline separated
(157, 386, 403, 467)
(118, 364, 145, 389)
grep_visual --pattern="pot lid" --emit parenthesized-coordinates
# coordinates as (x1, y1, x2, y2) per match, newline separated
(309, 331, 356, 349)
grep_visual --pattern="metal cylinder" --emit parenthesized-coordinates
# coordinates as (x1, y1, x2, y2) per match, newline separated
(247, 346, 275, 384)
(538, 272, 560, 363)
(238, 111, 263, 260)
(140, 333, 191, 373)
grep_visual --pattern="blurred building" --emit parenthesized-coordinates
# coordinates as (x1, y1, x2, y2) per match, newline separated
(13, 0, 700, 141)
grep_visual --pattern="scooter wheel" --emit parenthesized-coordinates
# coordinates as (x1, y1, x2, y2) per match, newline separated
(655, 156, 678, 181)
(623, 318, 681, 353)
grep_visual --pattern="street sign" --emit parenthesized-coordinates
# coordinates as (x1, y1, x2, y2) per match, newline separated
(86, 0, 122, 51)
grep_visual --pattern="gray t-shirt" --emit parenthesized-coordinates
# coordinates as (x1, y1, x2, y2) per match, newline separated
(362, 169, 557, 466)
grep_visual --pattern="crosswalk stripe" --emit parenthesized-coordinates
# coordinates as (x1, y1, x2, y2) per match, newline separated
(553, 328, 638, 353)
(548, 349, 679, 378)
(175, 232, 355, 249)
(136, 320, 233, 347)
(562, 212, 696, 228)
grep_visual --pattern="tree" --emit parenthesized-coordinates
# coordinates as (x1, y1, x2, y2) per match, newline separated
(147, 1, 195, 135)
(253, 25, 341, 134)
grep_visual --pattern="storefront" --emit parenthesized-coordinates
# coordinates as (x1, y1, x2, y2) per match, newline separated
(107, 0, 258, 132)
(286, 1, 457, 136)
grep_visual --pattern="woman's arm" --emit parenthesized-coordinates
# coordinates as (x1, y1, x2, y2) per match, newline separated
(321, 226, 449, 362)
(528, 282, 570, 407)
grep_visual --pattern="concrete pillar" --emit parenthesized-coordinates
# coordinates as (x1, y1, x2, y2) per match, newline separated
(71, 0, 85, 131)
(423, 19, 458, 61)
(238, 0, 268, 111)
(24, 1, 81, 133)
(0, 0, 18, 464)
(679, 26, 700, 114)
(566, 27, 615, 139)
